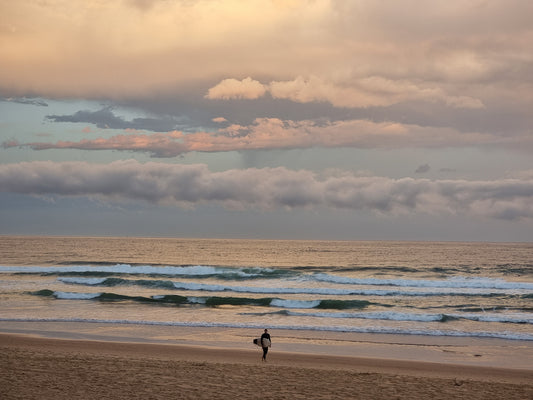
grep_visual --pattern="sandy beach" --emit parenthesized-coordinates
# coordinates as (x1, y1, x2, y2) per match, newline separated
(1, 332, 532, 400)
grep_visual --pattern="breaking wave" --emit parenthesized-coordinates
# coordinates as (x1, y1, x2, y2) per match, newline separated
(54, 276, 533, 297)
(29, 289, 373, 310)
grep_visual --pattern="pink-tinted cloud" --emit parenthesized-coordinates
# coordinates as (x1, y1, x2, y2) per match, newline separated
(1, 160, 532, 220)
(1, 140, 20, 148)
(207, 75, 485, 109)
(6, 117, 528, 157)
(17, 132, 187, 158)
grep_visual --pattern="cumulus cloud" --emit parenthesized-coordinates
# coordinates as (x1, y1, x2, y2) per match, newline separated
(1, 160, 532, 220)
(205, 75, 485, 109)
(205, 77, 267, 100)
(5, 117, 527, 157)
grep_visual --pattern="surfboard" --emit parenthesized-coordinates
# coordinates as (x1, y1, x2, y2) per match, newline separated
(253, 337, 270, 347)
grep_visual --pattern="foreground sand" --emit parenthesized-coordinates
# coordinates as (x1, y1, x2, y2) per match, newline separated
(1, 334, 532, 400)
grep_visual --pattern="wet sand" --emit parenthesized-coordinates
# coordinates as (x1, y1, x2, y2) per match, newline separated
(1, 333, 532, 399)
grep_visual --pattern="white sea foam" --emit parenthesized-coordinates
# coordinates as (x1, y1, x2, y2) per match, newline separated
(0, 264, 262, 277)
(170, 280, 531, 296)
(461, 312, 533, 324)
(284, 310, 533, 324)
(187, 297, 207, 304)
(312, 273, 533, 290)
(285, 310, 444, 322)
(1, 317, 533, 341)
(270, 299, 321, 309)
(58, 277, 108, 285)
(273, 309, 533, 325)
(53, 291, 101, 300)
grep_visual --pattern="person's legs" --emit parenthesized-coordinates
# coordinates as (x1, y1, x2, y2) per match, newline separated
(262, 346, 268, 361)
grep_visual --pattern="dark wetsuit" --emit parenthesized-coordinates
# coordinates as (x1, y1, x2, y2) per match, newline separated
(261, 332, 271, 360)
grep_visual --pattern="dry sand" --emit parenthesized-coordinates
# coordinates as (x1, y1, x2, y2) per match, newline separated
(1, 333, 532, 400)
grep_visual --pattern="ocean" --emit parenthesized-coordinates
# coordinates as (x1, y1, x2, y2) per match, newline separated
(1, 236, 532, 343)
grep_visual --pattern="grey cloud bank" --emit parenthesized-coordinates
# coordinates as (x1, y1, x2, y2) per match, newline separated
(45, 107, 188, 132)
(1, 160, 532, 221)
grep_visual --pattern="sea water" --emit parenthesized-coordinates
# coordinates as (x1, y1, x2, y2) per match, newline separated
(1, 237, 532, 342)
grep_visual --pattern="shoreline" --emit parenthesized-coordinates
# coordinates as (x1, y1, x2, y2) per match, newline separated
(1, 320, 533, 370)
(1, 333, 532, 399)
(1, 333, 532, 382)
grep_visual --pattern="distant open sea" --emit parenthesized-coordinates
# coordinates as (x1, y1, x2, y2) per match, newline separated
(1, 236, 532, 341)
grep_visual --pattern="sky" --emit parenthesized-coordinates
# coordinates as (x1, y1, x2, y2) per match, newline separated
(1, 0, 532, 241)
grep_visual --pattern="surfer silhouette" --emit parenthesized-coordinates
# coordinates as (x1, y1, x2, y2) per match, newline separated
(260, 329, 271, 361)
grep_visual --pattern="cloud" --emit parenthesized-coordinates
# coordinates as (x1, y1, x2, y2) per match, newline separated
(1, 0, 531, 154)
(1, 140, 21, 149)
(1, 0, 531, 111)
(6, 132, 187, 158)
(212, 117, 228, 124)
(205, 75, 485, 109)
(1, 97, 48, 107)
(205, 77, 267, 100)
(46, 107, 187, 132)
(415, 164, 431, 174)
(1, 160, 532, 220)
(6, 117, 529, 157)
(1, 0, 332, 97)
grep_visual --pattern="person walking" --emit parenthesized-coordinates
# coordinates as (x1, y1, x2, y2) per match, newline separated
(260, 329, 271, 362)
